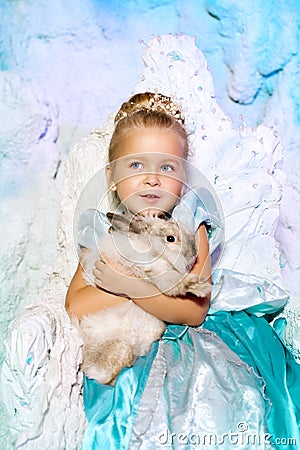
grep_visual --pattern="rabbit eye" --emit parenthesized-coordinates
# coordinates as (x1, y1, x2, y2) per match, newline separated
(166, 235, 176, 242)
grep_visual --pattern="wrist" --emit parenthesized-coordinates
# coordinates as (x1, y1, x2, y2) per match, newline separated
(127, 278, 160, 299)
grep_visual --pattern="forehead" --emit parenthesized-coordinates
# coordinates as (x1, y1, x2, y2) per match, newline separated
(116, 127, 185, 159)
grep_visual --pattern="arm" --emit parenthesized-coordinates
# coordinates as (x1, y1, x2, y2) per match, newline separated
(131, 223, 211, 327)
(65, 248, 129, 319)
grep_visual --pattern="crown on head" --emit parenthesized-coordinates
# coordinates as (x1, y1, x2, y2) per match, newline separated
(115, 92, 185, 126)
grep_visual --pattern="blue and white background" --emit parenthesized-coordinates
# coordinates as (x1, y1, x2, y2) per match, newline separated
(1, 0, 300, 439)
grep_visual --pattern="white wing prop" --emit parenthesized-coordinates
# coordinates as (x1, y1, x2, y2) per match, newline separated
(134, 34, 284, 287)
(1, 34, 299, 450)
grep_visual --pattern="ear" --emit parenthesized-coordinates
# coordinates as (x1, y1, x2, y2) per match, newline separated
(106, 164, 117, 192)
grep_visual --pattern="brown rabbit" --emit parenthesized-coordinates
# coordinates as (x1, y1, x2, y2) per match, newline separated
(77, 212, 211, 385)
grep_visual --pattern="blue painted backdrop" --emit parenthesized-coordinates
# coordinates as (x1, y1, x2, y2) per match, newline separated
(1, 0, 300, 440)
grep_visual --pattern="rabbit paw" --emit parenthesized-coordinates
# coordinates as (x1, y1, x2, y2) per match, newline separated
(166, 274, 211, 298)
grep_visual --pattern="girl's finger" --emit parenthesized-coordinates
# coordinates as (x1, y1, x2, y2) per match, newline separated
(94, 259, 106, 270)
(93, 268, 103, 278)
(94, 279, 103, 288)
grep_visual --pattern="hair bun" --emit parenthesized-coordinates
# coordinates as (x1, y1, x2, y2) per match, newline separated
(115, 92, 185, 125)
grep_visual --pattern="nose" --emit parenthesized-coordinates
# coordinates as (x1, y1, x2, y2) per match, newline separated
(143, 172, 161, 187)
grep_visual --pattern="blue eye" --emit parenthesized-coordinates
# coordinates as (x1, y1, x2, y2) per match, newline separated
(129, 161, 143, 169)
(161, 164, 174, 172)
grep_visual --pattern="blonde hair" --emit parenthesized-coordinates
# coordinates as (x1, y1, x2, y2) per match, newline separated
(107, 92, 188, 208)
(108, 92, 188, 162)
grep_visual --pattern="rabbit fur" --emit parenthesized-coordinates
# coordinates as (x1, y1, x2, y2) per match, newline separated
(77, 212, 211, 385)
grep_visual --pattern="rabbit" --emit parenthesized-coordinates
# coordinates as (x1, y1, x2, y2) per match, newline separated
(77, 212, 211, 385)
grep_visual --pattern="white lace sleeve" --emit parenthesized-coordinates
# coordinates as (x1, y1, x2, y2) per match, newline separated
(0, 298, 85, 449)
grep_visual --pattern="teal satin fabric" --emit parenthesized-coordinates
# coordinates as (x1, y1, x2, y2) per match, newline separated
(82, 341, 159, 450)
(203, 311, 300, 447)
(82, 317, 300, 449)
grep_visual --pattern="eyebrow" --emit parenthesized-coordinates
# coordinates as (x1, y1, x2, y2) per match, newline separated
(124, 156, 182, 166)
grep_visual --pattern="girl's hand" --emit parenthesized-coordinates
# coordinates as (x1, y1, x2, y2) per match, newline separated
(92, 258, 159, 299)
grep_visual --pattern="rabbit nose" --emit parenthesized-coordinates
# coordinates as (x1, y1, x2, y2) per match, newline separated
(143, 173, 161, 186)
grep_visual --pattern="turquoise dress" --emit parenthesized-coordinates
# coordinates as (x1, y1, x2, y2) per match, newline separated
(78, 188, 300, 450)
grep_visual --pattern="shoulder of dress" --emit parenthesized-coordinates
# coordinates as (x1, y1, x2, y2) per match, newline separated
(172, 187, 223, 231)
(78, 209, 111, 251)
(79, 208, 109, 228)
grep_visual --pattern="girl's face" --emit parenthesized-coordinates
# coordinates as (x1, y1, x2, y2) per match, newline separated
(106, 128, 186, 215)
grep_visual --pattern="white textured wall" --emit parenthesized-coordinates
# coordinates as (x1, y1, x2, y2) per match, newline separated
(1, 0, 300, 439)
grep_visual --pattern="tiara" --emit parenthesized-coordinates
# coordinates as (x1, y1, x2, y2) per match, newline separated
(115, 93, 185, 126)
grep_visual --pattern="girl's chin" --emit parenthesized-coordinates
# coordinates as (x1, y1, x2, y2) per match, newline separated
(124, 200, 176, 217)
(128, 203, 176, 217)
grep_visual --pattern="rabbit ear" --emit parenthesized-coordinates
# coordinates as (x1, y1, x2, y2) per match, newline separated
(128, 215, 149, 234)
(106, 212, 131, 233)
(106, 212, 148, 234)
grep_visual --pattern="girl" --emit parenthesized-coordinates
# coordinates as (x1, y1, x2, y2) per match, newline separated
(66, 92, 300, 449)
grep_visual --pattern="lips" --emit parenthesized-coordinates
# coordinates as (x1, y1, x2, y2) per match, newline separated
(141, 194, 160, 199)
(139, 190, 161, 198)
(139, 193, 161, 204)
